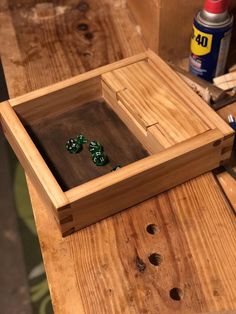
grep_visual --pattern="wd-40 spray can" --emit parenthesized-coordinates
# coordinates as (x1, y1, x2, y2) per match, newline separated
(189, 0, 233, 82)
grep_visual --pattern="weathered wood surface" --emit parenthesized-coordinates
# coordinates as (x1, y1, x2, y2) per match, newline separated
(0, 1, 236, 313)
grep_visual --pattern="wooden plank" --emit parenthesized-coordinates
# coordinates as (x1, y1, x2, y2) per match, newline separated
(10, 53, 147, 124)
(214, 72, 236, 91)
(217, 168, 236, 213)
(127, 0, 160, 53)
(28, 170, 236, 314)
(147, 49, 234, 138)
(65, 129, 224, 230)
(6, 0, 146, 86)
(127, 0, 204, 61)
(0, 101, 68, 215)
(102, 78, 167, 153)
(102, 79, 159, 153)
(147, 124, 179, 148)
(102, 60, 210, 144)
(0, 1, 29, 96)
(102, 56, 235, 158)
(1, 1, 236, 313)
(14, 76, 102, 124)
(157, 1, 203, 61)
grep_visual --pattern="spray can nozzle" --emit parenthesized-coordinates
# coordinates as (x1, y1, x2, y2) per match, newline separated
(204, 0, 231, 14)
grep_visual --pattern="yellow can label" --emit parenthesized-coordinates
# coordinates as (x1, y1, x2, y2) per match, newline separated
(191, 25, 213, 56)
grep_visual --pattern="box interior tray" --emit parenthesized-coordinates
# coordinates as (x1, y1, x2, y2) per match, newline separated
(25, 99, 149, 191)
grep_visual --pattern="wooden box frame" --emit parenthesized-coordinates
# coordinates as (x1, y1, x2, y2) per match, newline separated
(0, 50, 234, 236)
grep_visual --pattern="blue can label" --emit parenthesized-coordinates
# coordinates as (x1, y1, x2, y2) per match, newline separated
(189, 18, 232, 82)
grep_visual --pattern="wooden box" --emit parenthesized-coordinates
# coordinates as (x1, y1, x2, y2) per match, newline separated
(0, 50, 234, 236)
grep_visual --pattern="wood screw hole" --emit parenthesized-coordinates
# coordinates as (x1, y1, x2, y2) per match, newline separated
(146, 224, 158, 235)
(148, 253, 162, 266)
(169, 288, 183, 301)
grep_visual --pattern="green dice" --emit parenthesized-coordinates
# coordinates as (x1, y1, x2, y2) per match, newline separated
(66, 136, 109, 167)
(66, 139, 82, 154)
(89, 141, 103, 154)
(76, 134, 87, 145)
(92, 151, 108, 166)
(66, 134, 87, 154)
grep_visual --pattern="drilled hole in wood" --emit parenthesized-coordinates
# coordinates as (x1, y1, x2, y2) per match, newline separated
(169, 288, 183, 301)
(148, 253, 162, 266)
(146, 224, 158, 235)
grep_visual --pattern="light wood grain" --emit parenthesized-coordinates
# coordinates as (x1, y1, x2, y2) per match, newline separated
(1, 1, 236, 313)
(127, 0, 160, 53)
(103, 74, 177, 153)
(66, 129, 225, 231)
(217, 169, 236, 213)
(214, 72, 236, 91)
(0, 101, 68, 211)
(29, 171, 236, 314)
(11, 53, 147, 124)
(103, 60, 210, 142)
(102, 79, 157, 152)
(147, 49, 234, 138)
(13, 76, 101, 124)
(5, 51, 233, 234)
(127, 0, 203, 61)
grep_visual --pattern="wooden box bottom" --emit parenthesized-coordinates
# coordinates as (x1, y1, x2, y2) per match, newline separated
(26, 99, 149, 191)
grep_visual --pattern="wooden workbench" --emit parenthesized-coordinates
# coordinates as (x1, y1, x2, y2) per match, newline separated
(0, 1, 236, 313)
